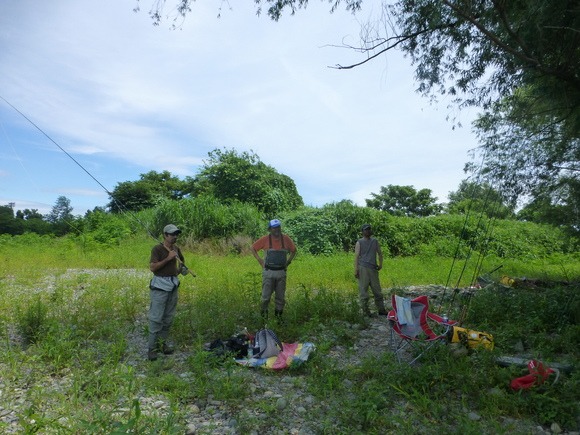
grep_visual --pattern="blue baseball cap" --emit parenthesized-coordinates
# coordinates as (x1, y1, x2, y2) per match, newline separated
(268, 219, 281, 228)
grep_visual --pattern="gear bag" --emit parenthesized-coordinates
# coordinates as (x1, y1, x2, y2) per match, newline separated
(449, 325, 494, 350)
(253, 328, 283, 359)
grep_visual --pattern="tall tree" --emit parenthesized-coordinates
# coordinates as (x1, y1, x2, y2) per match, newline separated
(447, 180, 515, 219)
(373, 0, 578, 210)
(186, 148, 303, 216)
(517, 177, 580, 232)
(46, 196, 75, 236)
(0, 205, 22, 235)
(107, 170, 187, 213)
(46, 196, 74, 224)
(15, 209, 44, 220)
(366, 184, 442, 217)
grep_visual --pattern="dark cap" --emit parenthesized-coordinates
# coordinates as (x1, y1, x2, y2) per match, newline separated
(361, 224, 371, 231)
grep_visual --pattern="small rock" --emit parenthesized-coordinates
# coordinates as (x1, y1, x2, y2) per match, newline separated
(343, 379, 353, 389)
(303, 395, 315, 404)
(276, 397, 288, 410)
(550, 422, 562, 434)
(468, 411, 481, 421)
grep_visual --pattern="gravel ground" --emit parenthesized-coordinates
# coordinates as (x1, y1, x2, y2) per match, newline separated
(0, 278, 576, 434)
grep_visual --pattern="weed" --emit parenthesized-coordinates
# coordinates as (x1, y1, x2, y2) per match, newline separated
(15, 296, 50, 345)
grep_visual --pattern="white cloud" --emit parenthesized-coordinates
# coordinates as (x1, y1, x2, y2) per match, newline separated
(0, 0, 476, 215)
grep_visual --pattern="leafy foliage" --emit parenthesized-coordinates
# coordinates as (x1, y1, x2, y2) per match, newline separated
(386, 0, 579, 221)
(281, 207, 342, 255)
(447, 180, 515, 219)
(45, 195, 76, 236)
(366, 184, 443, 217)
(517, 177, 580, 237)
(107, 170, 187, 213)
(187, 148, 303, 216)
(147, 196, 264, 242)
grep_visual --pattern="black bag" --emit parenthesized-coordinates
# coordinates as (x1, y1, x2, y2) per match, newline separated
(206, 334, 248, 359)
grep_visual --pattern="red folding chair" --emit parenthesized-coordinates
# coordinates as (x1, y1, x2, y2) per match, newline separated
(388, 295, 457, 364)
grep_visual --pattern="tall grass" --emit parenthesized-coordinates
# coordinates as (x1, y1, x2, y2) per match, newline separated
(0, 234, 578, 433)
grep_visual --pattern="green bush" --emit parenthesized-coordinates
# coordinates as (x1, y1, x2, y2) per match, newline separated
(147, 196, 263, 241)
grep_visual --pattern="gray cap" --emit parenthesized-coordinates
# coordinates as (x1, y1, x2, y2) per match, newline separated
(163, 224, 181, 235)
(361, 224, 371, 231)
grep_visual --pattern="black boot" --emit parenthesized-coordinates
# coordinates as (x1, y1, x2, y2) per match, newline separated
(275, 310, 284, 324)
(147, 349, 158, 361)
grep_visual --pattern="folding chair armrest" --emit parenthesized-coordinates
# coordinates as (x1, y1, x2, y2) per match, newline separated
(427, 312, 457, 326)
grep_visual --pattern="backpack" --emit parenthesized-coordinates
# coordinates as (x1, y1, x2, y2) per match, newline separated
(253, 328, 283, 358)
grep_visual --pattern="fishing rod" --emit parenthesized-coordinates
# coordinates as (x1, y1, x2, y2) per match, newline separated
(1, 94, 196, 277)
(163, 243, 196, 277)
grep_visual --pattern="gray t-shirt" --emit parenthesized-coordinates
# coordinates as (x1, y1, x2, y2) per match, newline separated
(357, 238, 379, 269)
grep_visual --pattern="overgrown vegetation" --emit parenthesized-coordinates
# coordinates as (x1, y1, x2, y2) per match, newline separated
(0, 232, 578, 433)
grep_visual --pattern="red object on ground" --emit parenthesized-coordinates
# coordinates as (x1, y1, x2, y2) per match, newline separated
(510, 359, 555, 391)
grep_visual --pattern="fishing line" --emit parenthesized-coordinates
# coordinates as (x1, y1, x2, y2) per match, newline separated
(0, 95, 114, 199)
(447, 184, 499, 324)
(1, 120, 42, 193)
(469, 194, 503, 286)
(437, 146, 493, 317)
(0, 94, 161, 244)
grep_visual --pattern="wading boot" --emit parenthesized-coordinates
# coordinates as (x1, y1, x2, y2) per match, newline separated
(147, 349, 158, 361)
(161, 344, 174, 355)
(275, 309, 284, 325)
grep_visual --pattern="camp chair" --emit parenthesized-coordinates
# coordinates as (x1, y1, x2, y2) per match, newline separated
(387, 295, 457, 364)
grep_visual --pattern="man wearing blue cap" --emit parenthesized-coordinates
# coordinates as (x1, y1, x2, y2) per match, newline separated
(251, 219, 297, 321)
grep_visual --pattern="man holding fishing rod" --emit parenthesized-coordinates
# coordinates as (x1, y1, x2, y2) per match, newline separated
(148, 224, 193, 361)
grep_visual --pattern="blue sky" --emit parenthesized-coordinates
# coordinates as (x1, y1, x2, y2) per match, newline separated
(0, 0, 479, 216)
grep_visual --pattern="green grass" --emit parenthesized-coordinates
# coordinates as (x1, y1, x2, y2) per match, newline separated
(0, 234, 578, 433)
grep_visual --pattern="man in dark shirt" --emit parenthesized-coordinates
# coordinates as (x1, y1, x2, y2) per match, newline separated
(148, 224, 184, 361)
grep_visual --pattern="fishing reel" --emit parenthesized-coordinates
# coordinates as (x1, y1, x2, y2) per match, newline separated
(179, 264, 196, 277)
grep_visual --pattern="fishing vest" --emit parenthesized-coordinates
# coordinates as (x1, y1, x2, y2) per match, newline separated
(264, 234, 288, 270)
